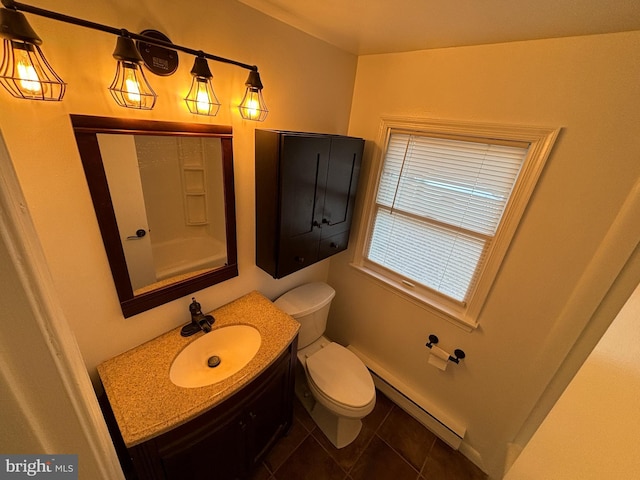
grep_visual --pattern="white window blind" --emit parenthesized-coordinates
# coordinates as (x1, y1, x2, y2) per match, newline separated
(367, 133, 529, 303)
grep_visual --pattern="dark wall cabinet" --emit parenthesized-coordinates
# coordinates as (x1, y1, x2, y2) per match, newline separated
(104, 339, 297, 480)
(255, 130, 364, 278)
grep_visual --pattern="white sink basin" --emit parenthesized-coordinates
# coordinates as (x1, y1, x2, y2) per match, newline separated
(170, 325, 261, 388)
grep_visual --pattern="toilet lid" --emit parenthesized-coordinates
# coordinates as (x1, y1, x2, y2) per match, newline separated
(306, 343, 375, 408)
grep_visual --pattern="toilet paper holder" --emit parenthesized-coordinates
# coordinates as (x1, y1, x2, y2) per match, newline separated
(425, 334, 466, 364)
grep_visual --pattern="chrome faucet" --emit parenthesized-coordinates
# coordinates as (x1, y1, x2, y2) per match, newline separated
(180, 297, 215, 337)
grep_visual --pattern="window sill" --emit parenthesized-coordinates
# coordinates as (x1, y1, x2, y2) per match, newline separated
(349, 262, 479, 332)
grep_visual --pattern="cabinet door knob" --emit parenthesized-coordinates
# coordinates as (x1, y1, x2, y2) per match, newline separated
(322, 218, 330, 225)
(312, 220, 320, 228)
(330, 242, 339, 249)
(249, 411, 257, 421)
(294, 256, 305, 263)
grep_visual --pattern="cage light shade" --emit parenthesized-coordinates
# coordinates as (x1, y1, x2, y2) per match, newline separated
(108, 36, 156, 110)
(238, 70, 268, 121)
(184, 57, 220, 116)
(109, 60, 156, 110)
(0, 39, 66, 100)
(185, 76, 220, 116)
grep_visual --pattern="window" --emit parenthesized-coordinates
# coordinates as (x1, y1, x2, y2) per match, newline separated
(353, 118, 559, 329)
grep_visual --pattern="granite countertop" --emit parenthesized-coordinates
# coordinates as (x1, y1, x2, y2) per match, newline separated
(97, 291, 299, 447)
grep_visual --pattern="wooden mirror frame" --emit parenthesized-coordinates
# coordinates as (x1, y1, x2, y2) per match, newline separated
(71, 115, 238, 317)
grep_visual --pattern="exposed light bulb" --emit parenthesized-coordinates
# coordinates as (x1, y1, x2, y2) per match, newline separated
(16, 57, 42, 95)
(123, 70, 141, 104)
(184, 77, 220, 116)
(109, 62, 156, 109)
(0, 10, 65, 101)
(238, 71, 267, 121)
(196, 87, 211, 114)
(238, 88, 268, 121)
(246, 100, 260, 119)
(108, 36, 156, 110)
(244, 96, 260, 119)
(10, 43, 55, 98)
(184, 56, 220, 117)
(240, 92, 260, 120)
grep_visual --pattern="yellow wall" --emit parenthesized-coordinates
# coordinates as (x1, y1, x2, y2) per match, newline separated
(328, 31, 640, 477)
(0, 0, 357, 382)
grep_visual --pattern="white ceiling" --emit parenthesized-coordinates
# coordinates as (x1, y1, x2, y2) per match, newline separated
(238, 0, 640, 55)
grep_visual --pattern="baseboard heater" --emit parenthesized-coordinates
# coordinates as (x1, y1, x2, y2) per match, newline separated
(348, 345, 466, 450)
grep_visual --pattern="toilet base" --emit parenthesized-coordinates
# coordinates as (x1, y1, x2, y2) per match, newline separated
(310, 402, 363, 449)
(294, 366, 363, 449)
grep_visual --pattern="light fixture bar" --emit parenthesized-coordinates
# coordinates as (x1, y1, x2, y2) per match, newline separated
(1, 0, 260, 74)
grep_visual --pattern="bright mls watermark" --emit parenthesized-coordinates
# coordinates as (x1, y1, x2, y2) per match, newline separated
(0, 455, 77, 479)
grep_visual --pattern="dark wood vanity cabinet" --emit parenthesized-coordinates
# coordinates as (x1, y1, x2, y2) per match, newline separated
(122, 339, 297, 480)
(255, 130, 364, 278)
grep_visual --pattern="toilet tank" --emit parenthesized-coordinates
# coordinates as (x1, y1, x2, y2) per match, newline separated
(274, 282, 336, 348)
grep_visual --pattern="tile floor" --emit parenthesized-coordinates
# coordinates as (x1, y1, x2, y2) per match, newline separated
(249, 390, 487, 480)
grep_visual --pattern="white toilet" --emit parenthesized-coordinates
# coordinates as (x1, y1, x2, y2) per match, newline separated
(274, 282, 376, 449)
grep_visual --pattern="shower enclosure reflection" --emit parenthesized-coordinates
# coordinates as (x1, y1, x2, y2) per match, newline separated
(72, 115, 237, 318)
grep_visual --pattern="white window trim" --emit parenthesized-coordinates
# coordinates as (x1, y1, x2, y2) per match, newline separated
(351, 117, 560, 331)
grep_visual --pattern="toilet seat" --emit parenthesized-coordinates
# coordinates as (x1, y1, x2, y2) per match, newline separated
(305, 342, 375, 410)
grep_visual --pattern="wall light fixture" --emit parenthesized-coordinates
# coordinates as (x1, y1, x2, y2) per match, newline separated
(0, 0, 268, 120)
(239, 70, 269, 121)
(184, 54, 220, 117)
(109, 33, 157, 110)
(0, 6, 65, 100)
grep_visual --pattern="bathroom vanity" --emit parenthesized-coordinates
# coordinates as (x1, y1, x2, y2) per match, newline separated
(98, 292, 299, 480)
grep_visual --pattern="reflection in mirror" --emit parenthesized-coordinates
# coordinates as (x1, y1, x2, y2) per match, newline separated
(98, 134, 228, 294)
(72, 115, 237, 318)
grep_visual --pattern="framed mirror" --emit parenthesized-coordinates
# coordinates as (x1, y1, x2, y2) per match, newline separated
(71, 115, 237, 317)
